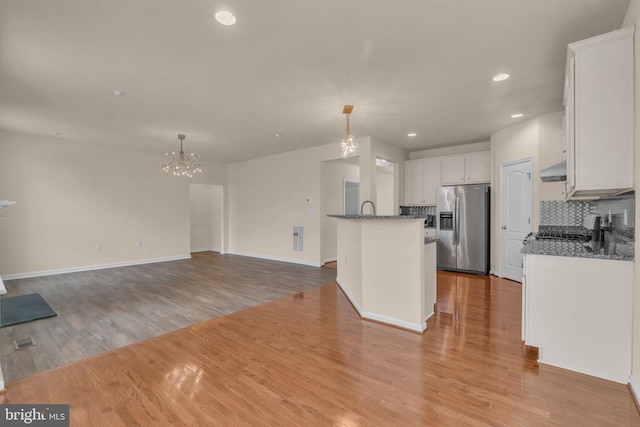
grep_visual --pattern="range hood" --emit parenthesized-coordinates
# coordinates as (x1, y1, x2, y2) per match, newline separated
(540, 161, 567, 182)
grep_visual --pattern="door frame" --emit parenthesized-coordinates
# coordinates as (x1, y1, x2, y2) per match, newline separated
(499, 157, 533, 280)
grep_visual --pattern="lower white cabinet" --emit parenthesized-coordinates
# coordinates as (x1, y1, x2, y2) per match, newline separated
(523, 254, 632, 384)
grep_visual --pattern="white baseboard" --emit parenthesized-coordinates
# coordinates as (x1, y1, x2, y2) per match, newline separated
(362, 311, 426, 333)
(1, 254, 192, 281)
(629, 374, 640, 402)
(336, 278, 363, 315)
(190, 247, 221, 253)
(226, 251, 322, 268)
(336, 278, 426, 333)
(322, 257, 337, 264)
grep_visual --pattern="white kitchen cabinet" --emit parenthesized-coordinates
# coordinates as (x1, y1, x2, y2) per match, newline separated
(523, 254, 632, 384)
(564, 26, 634, 199)
(405, 158, 441, 205)
(441, 157, 465, 184)
(465, 153, 491, 183)
(441, 153, 490, 185)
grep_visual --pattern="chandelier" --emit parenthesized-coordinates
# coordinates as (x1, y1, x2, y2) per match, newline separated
(339, 105, 358, 157)
(162, 134, 202, 177)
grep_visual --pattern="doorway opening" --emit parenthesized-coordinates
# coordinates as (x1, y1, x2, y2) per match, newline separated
(189, 184, 224, 253)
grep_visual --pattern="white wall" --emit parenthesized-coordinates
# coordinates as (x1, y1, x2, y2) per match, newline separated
(228, 137, 408, 266)
(623, 0, 640, 390)
(0, 130, 227, 277)
(490, 111, 564, 274)
(367, 137, 408, 210)
(538, 112, 566, 201)
(409, 141, 491, 160)
(376, 165, 395, 215)
(320, 159, 359, 263)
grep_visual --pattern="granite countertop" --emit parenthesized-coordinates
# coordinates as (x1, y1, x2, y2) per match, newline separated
(521, 240, 634, 261)
(327, 214, 427, 220)
(425, 237, 438, 244)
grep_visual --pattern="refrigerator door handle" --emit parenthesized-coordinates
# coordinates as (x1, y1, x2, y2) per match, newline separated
(454, 196, 460, 245)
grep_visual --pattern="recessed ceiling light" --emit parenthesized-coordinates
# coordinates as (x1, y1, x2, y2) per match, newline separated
(407, 133, 417, 137)
(492, 73, 510, 82)
(113, 90, 124, 96)
(215, 11, 236, 26)
(274, 133, 280, 138)
(511, 113, 524, 118)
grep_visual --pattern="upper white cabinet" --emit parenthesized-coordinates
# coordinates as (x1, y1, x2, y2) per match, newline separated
(441, 152, 491, 185)
(564, 26, 634, 199)
(405, 152, 490, 205)
(405, 158, 441, 205)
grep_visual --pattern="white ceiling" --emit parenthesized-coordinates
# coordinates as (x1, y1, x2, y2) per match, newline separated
(0, 0, 630, 163)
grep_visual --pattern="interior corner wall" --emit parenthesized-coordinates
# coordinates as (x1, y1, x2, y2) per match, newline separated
(376, 166, 394, 215)
(227, 137, 408, 267)
(321, 159, 359, 263)
(490, 118, 541, 275)
(228, 143, 339, 266)
(189, 184, 224, 253)
(370, 137, 409, 211)
(622, 0, 640, 389)
(538, 112, 566, 201)
(489, 111, 564, 275)
(0, 130, 226, 277)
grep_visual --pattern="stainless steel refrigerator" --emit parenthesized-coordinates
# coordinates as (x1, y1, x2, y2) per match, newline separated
(436, 184, 490, 275)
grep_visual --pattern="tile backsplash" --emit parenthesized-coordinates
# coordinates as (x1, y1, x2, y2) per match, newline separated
(540, 201, 591, 226)
(539, 192, 635, 241)
(402, 205, 436, 216)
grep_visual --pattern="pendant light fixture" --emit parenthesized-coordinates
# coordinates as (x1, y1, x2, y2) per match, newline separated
(162, 134, 202, 177)
(339, 105, 358, 157)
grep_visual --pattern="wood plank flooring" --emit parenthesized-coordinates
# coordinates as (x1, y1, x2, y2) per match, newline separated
(0, 252, 337, 383)
(3, 255, 640, 426)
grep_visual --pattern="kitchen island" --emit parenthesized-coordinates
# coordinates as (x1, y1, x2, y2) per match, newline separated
(328, 214, 437, 333)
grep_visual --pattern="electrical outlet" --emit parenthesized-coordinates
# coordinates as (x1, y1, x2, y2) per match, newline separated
(136, 240, 143, 247)
(95, 243, 102, 250)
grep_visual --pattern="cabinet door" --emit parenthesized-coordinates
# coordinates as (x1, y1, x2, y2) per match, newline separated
(465, 153, 490, 183)
(574, 33, 633, 193)
(422, 159, 441, 204)
(405, 161, 425, 205)
(441, 157, 465, 185)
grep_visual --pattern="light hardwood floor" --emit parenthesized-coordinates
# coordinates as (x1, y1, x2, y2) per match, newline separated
(0, 252, 337, 382)
(3, 253, 640, 426)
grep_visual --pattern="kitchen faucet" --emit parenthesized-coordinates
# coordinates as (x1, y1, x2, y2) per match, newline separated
(360, 200, 376, 215)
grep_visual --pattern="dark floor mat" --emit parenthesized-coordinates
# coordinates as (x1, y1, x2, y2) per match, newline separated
(1, 293, 57, 327)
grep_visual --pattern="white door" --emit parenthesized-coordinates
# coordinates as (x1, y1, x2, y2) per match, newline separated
(499, 159, 532, 282)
